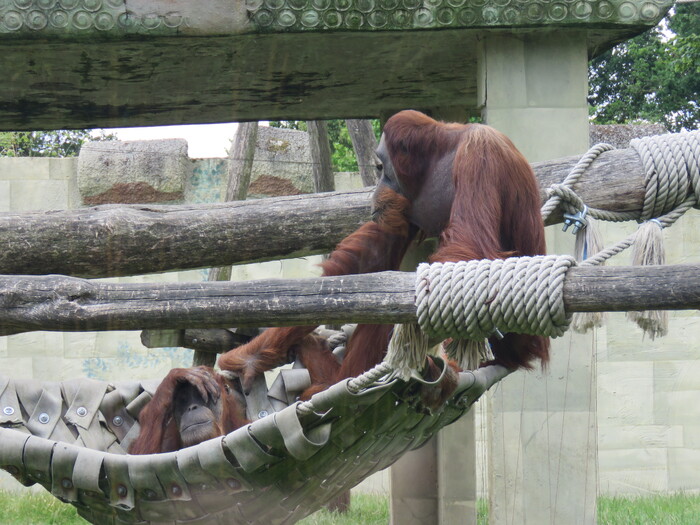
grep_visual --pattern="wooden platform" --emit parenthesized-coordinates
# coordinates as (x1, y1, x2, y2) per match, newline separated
(0, 0, 671, 129)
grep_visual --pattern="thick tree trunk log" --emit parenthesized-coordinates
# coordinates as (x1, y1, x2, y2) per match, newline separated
(1, 264, 698, 335)
(0, 147, 653, 278)
(307, 121, 335, 193)
(0, 190, 372, 278)
(198, 122, 258, 366)
(346, 119, 379, 186)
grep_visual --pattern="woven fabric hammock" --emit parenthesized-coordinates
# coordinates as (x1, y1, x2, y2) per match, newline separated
(0, 359, 508, 524)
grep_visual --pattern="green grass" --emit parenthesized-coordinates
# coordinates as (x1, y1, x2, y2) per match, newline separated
(1, 490, 699, 524)
(0, 490, 85, 525)
(598, 493, 700, 525)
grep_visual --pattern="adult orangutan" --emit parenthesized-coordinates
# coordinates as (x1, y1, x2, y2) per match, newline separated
(218, 110, 547, 397)
(129, 335, 334, 454)
(128, 366, 248, 454)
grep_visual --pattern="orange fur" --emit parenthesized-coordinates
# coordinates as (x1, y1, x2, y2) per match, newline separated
(383, 111, 548, 369)
(129, 366, 248, 454)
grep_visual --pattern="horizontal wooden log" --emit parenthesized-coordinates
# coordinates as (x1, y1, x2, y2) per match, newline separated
(0, 263, 698, 335)
(140, 328, 258, 353)
(0, 147, 650, 278)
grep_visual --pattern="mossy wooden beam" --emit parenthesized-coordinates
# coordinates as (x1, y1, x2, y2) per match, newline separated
(0, 264, 698, 335)
(0, 1, 671, 129)
(0, 146, 651, 277)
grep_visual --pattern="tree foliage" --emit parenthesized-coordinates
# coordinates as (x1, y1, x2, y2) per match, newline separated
(0, 129, 115, 157)
(269, 120, 380, 172)
(588, 3, 700, 132)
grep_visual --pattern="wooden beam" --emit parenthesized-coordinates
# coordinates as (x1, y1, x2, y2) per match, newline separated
(0, 146, 653, 278)
(0, 263, 698, 335)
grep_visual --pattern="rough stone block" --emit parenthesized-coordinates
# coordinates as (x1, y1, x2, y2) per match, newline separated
(78, 139, 188, 205)
(248, 127, 313, 197)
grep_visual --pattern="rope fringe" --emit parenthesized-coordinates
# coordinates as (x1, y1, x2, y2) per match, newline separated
(627, 220, 668, 338)
(384, 323, 439, 380)
(571, 216, 606, 333)
(542, 129, 700, 337)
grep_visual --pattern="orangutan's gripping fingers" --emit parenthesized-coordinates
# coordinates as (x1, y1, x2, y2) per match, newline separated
(417, 356, 460, 412)
(180, 367, 221, 403)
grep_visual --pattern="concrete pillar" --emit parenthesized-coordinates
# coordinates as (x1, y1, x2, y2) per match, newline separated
(389, 108, 477, 525)
(480, 32, 598, 525)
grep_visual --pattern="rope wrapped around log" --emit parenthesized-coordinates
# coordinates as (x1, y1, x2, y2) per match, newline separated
(416, 255, 575, 340)
(385, 255, 575, 375)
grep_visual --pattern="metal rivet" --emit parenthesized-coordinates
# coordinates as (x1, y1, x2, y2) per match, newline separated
(116, 484, 128, 498)
(2, 406, 14, 416)
(257, 410, 268, 419)
(76, 407, 88, 417)
(38, 413, 50, 424)
(61, 478, 73, 489)
(226, 478, 241, 490)
(144, 489, 156, 499)
(112, 416, 123, 427)
(171, 484, 181, 496)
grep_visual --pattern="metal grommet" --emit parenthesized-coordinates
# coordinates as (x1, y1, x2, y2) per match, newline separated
(116, 484, 128, 498)
(76, 407, 88, 417)
(144, 489, 156, 500)
(226, 478, 241, 490)
(61, 478, 73, 489)
(112, 416, 124, 427)
(171, 484, 181, 496)
(257, 410, 268, 419)
(38, 413, 50, 424)
(2, 407, 14, 416)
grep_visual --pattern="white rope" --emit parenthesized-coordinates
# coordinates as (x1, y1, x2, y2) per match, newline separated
(541, 130, 700, 267)
(415, 256, 575, 341)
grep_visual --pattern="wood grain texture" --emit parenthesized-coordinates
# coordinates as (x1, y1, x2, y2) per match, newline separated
(1, 264, 698, 335)
(0, 147, 653, 278)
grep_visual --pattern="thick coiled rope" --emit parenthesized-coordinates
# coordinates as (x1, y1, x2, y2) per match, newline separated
(542, 130, 700, 267)
(415, 255, 575, 340)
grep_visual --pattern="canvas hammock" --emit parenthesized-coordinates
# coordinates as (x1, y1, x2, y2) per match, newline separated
(0, 253, 579, 524)
(0, 357, 509, 525)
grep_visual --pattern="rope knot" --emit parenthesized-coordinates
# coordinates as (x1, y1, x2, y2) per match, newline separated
(631, 130, 700, 217)
(416, 255, 575, 341)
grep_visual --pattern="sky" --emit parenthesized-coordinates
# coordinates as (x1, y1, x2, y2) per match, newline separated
(111, 122, 240, 158)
